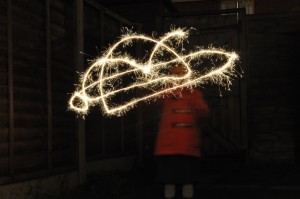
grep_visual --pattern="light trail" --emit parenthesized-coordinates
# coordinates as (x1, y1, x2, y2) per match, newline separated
(69, 28, 240, 116)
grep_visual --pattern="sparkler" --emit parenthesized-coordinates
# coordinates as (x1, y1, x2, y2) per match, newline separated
(69, 28, 239, 116)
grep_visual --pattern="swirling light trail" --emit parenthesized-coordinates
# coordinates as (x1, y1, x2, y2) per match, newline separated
(69, 28, 239, 116)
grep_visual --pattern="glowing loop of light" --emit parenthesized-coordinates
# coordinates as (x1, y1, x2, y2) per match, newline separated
(69, 28, 239, 116)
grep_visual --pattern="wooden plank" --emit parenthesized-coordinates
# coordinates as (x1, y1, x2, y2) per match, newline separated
(135, 23, 143, 165)
(119, 22, 125, 154)
(13, 101, 47, 114)
(52, 127, 74, 136)
(11, 24, 45, 40)
(198, 24, 239, 32)
(84, 0, 134, 26)
(46, 0, 53, 170)
(50, 0, 64, 12)
(52, 59, 75, 73)
(0, 71, 8, 84)
(0, 97, 8, 112)
(13, 114, 48, 128)
(50, 9, 66, 27)
(52, 99, 72, 109)
(52, 137, 74, 152)
(238, 8, 248, 151)
(11, 3, 45, 24)
(52, 79, 74, 90)
(50, 23, 66, 38)
(50, 37, 68, 50)
(13, 87, 47, 101)
(14, 139, 47, 155)
(13, 151, 47, 172)
(162, 8, 244, 17)
(100, 10, 106, 156)
(0, 165, 75, 185)
(203, 127, 237, 152)
(0, 85, 8, 99)
(52, 116, 76, 124)
(10, 61, 46, 74)
(7, 0, 14, 176)
(0, 127, 8, 144)
(0, 143, 8, 156)
(0, 156, 9, 175)
(52, 148, 76, 167)
(12, 74, 47, 88)
(75, 0, 86, 185)
(13, 127, 48, 140)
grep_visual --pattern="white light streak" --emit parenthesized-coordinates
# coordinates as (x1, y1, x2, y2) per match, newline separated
(69, 28, 240, 116)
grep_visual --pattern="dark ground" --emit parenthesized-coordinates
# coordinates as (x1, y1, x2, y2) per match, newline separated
(64, 158, 300, 199)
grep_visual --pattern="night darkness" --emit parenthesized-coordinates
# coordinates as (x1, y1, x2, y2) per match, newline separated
(0, 0, 299, 198)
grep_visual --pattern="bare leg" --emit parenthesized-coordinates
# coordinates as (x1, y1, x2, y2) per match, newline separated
(182, 183, 193, 199)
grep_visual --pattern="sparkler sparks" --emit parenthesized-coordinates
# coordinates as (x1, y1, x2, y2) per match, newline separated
(69, 28, 240, 116)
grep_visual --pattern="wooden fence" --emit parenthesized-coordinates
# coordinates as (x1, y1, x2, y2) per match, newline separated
(0, 0, 138, 185)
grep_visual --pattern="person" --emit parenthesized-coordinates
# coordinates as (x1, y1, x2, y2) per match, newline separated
(154, 65, 209, 199)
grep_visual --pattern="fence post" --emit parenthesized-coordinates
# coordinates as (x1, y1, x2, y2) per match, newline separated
(7, 0, 14, 177)
(75, 0, 86, 185)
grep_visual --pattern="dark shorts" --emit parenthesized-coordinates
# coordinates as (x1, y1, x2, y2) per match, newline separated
(155, 155, 201, 184)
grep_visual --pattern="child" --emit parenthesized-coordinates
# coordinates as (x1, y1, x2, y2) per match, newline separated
(154, 65, 209, 199)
